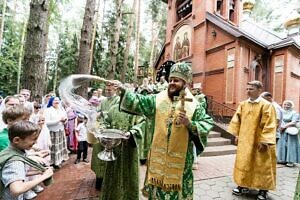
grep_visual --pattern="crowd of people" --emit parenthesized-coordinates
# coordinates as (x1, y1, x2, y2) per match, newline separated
(0, 62, 299, 200)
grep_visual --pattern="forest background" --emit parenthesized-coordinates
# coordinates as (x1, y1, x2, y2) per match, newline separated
(0, 0, 297, 100)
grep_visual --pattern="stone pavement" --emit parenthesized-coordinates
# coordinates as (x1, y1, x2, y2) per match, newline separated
(35, 149, 299, 200)
(194, 155, 299, 200)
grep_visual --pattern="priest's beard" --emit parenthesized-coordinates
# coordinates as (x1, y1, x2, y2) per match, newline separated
(168, 86, 184, 101)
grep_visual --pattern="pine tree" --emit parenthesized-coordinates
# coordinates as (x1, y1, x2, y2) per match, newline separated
(0, 6, 24, 96)
(22, 0, 51, 101)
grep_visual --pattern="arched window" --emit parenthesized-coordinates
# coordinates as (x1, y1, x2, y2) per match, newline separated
(250, 55, 263, 82)
(176, 0, 192, 22)
(216, 0, 223, 15)
(229, 0, 236, 22)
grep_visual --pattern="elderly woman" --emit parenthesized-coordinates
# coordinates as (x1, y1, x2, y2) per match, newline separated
(44, 96, 69, 168)
(0, 96, 20, 131)
(277, 100, 300, 167)
(138, 77, 153, 95)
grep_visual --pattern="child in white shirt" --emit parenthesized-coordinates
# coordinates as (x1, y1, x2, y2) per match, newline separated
(74, 114, 89, 164)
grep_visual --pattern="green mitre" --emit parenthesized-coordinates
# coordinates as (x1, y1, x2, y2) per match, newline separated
(169, 62, 192, 83)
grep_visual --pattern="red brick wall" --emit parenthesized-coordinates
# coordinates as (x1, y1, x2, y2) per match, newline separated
(206, 23, 235, 50)
(269, 48, 300, 111)
(193, 0, 212, 24)
(192, 25, 207, 74)
(272, 53, 285, 105)
(205, 73, 225, 103)
(225, 67, 234, 102)
(239, 45, 251, 101)
(206, 50, 226, 71)
(285, 50, 300, 111)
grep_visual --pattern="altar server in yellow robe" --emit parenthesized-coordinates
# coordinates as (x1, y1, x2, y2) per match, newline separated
(228, 80, 277, 200)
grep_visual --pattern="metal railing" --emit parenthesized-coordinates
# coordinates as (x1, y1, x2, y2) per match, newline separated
(206, 96, 236, 126)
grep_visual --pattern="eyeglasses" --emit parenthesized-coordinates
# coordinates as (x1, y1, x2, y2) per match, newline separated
(34, 106, 41, 109)
(38, 119, 45, 122)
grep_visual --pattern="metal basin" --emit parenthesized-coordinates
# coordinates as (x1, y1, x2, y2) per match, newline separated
(94, 129, 127, 161)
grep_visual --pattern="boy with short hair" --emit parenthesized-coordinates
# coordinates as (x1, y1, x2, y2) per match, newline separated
(0, 120, 53, 200)
(0, 105, 27, 152)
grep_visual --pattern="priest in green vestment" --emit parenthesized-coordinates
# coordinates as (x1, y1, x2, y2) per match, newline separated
(116, 62, 214, 200)
(136, 85, 155, 164)
(91, 82, 120, 190)
(99, 102, 145, 200)
(138, 117, 154, 164)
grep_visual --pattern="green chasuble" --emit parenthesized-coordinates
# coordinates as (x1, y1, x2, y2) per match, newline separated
(138, 117, 154, 160)
(91, 95, 120, 178)
(99, 104, 144, 200)
(137, 91, 155, 161)
(0, 128, 9, 152)
(120, 89, 213, 200)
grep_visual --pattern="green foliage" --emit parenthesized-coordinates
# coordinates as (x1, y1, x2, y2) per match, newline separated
(91, 3, 135, 86)
(0, 0, 166, 96)
(146, 0, 167, 64)
(0, 58, 18, 96)
(48, 0, 71, 25)
(47, 27, 78, 91)
(147, 0, 163, 22)
(139, 35, 150, 68)
(0, 9, 23, 96)
(48, 0, 61, 24)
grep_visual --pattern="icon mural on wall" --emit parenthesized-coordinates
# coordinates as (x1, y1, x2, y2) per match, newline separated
(172, 25, 192, 61)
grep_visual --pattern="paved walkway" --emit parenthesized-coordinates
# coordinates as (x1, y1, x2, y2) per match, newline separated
(35, 149, 299, 200)
(194, 155, 299, 200)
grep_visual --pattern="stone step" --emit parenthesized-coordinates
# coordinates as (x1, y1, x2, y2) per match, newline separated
(207, 137, 231, 146)
(208, 131, 221, 138)
(201, 145, 237, 157)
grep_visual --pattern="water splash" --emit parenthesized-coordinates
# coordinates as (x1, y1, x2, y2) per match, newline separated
(58, 74, 105, 135)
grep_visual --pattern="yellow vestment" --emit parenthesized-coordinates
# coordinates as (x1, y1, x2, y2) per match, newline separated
(228, 98, 277, 190)
(148, 89, 197, 191)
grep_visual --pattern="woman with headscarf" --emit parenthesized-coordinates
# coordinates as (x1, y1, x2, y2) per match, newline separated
(44, 96, 69, 168)
(277, 100, 300, 167)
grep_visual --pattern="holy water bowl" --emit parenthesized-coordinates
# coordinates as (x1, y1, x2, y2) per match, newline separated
(95, 129, 127, 161)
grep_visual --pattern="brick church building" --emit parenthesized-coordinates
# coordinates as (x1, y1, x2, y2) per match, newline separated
(155, 0, 300, 110)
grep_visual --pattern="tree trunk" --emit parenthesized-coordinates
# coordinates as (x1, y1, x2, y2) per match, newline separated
(149, 21, 158, 70)
(134, 0, 141, 81)
(107, 0, 124, 79)
(120, 0, 136, 83)
(22, 0, 50, 101)
(17, 22, 27, 93)
(0, 0, 7, 50)
(88, 0, 101, 70)
(76, 0, 96, 97)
